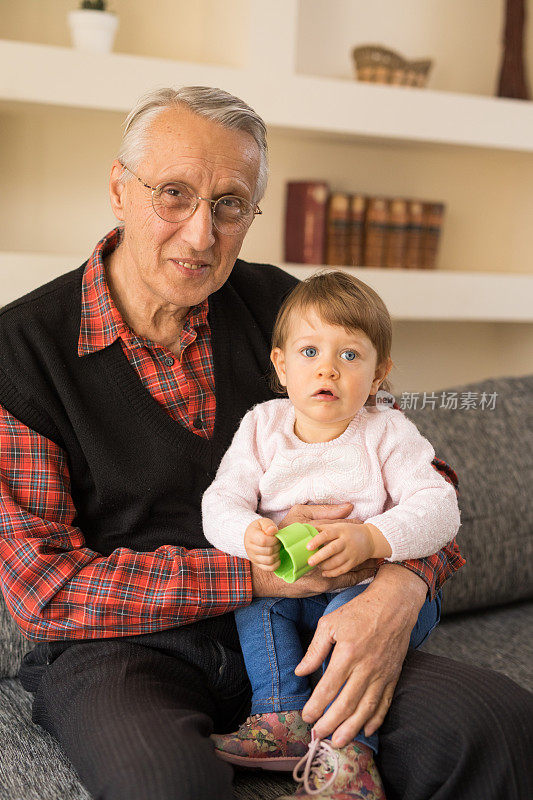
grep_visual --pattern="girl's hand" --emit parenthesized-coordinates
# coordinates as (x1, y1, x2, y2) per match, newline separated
(306, 522, 390, 577)
(244, 518, 280, 571)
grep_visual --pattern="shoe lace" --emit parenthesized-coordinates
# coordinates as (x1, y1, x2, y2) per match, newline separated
(292, 732, 338, 795)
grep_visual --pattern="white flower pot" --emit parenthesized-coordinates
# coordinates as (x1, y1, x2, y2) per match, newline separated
(68, 9, 118, 54)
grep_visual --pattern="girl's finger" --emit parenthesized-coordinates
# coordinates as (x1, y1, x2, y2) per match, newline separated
(257, 561, 281, 572)
(252, 553, 281, 567)
(319, 553, 350, 573)
(307, 539, 343, 566)
(307, 527, 336, 551)
(261, 523, 278, 535)
(321, 564, 350, 577)
(255, 532, 280, 547)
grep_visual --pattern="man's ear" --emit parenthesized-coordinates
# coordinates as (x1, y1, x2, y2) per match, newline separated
(109, 160, 127, 222)
(270, 347, 287, 388)
(371, 356, 393, 393)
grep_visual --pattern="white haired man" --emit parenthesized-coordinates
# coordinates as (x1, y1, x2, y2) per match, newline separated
(0, 87, 531, 800)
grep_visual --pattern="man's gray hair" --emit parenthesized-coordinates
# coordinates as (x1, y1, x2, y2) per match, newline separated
(118, 86, 268, 203)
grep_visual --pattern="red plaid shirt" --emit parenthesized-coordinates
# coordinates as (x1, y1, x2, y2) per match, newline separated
(0, 229, 463, 641)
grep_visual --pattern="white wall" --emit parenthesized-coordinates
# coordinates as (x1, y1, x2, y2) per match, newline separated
(0, 0, 249, 66)
(297, 0, 530, 97)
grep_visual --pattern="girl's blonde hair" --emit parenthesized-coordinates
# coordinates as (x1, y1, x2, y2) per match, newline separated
(271, 271, 393, 399)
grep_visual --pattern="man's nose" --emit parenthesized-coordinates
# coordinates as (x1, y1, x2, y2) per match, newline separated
(178, 200, 216, 251)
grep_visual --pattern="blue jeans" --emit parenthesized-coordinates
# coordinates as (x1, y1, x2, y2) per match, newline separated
(234, 582, 441, 753)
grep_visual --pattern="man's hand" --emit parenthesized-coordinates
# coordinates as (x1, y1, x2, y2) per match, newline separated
(278, 502, 354, 530)
(251, 562, 367, 598)
(295, 563, 428, 747)
(244, 518, 280, 571)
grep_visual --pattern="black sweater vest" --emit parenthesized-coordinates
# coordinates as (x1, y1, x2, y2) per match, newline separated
(0, 258, 297, 587)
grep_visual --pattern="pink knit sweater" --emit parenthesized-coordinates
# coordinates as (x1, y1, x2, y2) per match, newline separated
(202, 398, 460, 563)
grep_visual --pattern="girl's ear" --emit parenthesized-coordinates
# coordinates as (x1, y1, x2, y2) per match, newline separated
(371, 356, 393, 393)
(270, 348, 287, 387)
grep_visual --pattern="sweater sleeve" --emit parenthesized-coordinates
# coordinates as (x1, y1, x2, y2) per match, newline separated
(0, 405, 252, 641)
(202, 406, 267, 559)
(365, 411, 461, 562)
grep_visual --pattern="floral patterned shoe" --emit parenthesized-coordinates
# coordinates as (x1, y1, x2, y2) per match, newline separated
(275, 731, 386, 798)
(211, 710, 313, 771)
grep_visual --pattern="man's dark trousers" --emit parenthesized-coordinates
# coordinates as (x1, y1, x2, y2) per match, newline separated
(19, 628, 533, 800)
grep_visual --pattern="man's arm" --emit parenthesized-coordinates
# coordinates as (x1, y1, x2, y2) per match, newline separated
(296, 563, 428, 747)
(0, 406, 252, 640)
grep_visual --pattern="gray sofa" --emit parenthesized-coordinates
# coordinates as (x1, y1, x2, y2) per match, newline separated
(1, 374, 531, 800)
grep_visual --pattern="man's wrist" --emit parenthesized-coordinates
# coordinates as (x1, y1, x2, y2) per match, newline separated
(371, 562, 427, 623)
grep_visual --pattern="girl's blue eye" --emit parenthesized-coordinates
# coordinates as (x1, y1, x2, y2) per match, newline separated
(302, 347, 317, 358)
(341, 350, 357, 361)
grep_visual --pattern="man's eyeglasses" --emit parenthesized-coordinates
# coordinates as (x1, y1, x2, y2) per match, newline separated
(119, 162, 262, 235)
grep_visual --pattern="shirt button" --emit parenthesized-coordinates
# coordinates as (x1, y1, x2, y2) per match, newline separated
(164, 356, 175, 367)
(193, 417, 203, 429)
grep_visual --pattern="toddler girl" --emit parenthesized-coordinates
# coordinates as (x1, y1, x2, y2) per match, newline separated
(202, 271, 460, 799)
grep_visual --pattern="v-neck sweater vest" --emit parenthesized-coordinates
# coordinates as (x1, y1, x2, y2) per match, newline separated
(0, 258, 297, 645)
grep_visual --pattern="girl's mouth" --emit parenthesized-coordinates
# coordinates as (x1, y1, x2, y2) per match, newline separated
(313, 389, 338, 400)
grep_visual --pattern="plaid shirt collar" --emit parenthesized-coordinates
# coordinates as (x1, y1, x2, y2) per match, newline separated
(78, 227, 209, 357)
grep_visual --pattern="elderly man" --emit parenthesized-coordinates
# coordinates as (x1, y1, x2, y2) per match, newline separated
(0, 87, 531, 800)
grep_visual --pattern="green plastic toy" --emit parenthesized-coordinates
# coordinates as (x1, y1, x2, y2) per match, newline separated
(274, 522, 320, 583)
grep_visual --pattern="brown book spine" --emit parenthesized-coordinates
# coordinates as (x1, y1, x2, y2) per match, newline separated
(284, 181, 329, 264)
(404, 200, 425, 268)
(384, 198, 408, 268)
(421, 202, 446, 269)
(348, 194, 367, 267)
(364, 197, 389, 267)
(325, 192, 350, 266)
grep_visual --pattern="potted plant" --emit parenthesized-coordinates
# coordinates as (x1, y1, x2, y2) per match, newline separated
(68, 1, 119, 54)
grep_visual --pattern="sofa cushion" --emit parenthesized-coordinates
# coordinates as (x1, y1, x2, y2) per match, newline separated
(0, 678, 91, 800)
(422, 600, 533, 692)
(0, 588, 32, 679)
(405, 374, 533, 615)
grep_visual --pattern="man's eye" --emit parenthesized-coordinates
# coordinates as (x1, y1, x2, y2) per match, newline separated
(302, 347, 318, 358)
(219, 196, 242, 209)
(341, 350, 358, 361)
(164, 185, 187, 198)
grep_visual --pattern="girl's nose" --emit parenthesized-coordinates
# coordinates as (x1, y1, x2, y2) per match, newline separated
(316, 361, 339, 378)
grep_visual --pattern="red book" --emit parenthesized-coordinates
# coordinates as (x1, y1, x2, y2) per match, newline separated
(284, 181, 329, 264)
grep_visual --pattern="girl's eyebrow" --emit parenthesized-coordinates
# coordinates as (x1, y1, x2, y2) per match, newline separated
(293, 335, 315, 344)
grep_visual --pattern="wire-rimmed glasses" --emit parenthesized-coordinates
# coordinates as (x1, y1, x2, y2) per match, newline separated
(119, 162, 262, 235)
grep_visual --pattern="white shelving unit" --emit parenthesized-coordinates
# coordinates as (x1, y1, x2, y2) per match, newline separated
(282, 264, 533, 324)
(1, 0, 532, 322)
(1, 252, 532, 323)
(2, 38, 533, 152)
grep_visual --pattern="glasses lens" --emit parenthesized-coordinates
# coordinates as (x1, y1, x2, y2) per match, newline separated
(214, 196, 254, 234)
(153, 182, 195, 222)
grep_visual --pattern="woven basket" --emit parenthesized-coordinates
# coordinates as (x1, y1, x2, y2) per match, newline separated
(352, 45, 432, 88)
